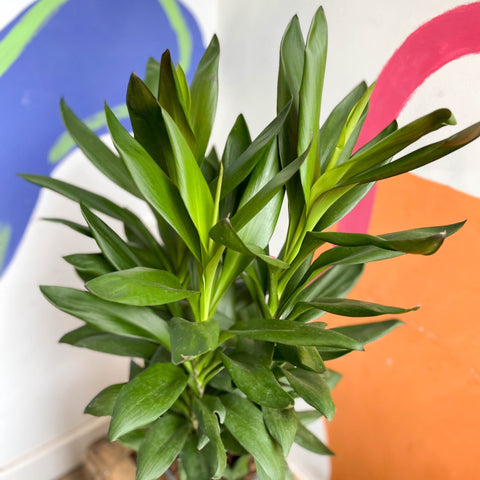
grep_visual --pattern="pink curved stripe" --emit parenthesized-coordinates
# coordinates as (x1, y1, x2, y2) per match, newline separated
(338, 3, 480, 233)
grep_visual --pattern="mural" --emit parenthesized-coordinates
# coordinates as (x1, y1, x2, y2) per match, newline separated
(0, 0, 204, 274)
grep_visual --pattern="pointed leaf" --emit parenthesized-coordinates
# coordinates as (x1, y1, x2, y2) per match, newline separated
(64, 253, 113, 277)
(221, 394, 286, 480)
(170, 317, 219, 364)
(42, 217, 92, 237)
(210, 219, 288, 269)
(332, 319, 404, 344)
(294, 421, 333, 455)
(222, 100, 292, 197)
(85, 383, 124, 417)
(41, 286, 170, 346)
(276, 345, 325, 373)
(162, 109, 214, 248)
(191, 35, 220, 161)
(86, 267, 198, 306)
(263, 407, 298, 456)
(81, 205, 141, 270)
(136, 414, 189, 480)
(59, 99, 139, 196)
(283, 368, 335, 420)
(221, 352, 293, 409)
(298, 7, 327, 199)
(104, 103, 201, 260)
(109, 363, 187, 440)
(230, 318, 362, 350)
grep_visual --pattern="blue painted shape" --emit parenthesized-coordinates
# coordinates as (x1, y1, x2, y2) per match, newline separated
(0, 0, 204, 274)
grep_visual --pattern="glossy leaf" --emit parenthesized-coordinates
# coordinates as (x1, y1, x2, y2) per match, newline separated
(297, 297, 418, 317)
(126, 72, 173, 173)
(283, 368, 335, 420)
(41, 286, 170, 346)
(86, 267, 198, 306)
(81, 205, 141, 270)
(109, 363, 187, 440)
(263, 406, 298, 456)
(60, 99, 139, 196)
(298, 7, 327, 200)
(162, 109, 214, 249)
(230, 318, 362, 350)
(170, 317, 219, 364)
(180, 434, 214, 480)
(136, 414, 189, 480)
(276, 345, 325, 373)
(210, 219, 288, 269)
(222, 100, 291, 197)
(190, 35, 220, 161)
(85, 383, 124, 417)
(221, 352, 293, 409)
(221, 393, 286, 480)
(332, 319, 404, 344)
(104, 103, 201, 260)
(63, 253, 113, 277)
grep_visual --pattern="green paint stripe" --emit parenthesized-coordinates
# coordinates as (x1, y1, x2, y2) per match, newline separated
(0, 0, 71, 77)
(158, 0, 193, 72)
(0, 225, 11, 272)
(48, 104, 129, 163)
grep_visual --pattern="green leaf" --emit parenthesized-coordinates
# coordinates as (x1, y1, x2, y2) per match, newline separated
(296, 409, 322, 426)
(221, 393, 286, 480)
(170, 317, 219, 364)
(221, 352, 293, 409)
(294, 421, 333, 455)
(193, 398, 227, 479)
(230, 318, 362, 350)
(298, 7, 327, 200)
(42, 217, 92, 237)
(60, 99, 140, 196)
(231, 143, 309, 232)
(158, 51, 196, 153)
(136, 414, 189, 480)
(180, 433, 213, 480)
(190, 35, 220, 161)
(340, 121, 480, 186)
(283, 368, 335, 420)
(143, 57, 160, 97)
(209, 219, 288, 269)
(104, 103, 201, 261)
(85, 383, 124, 417)
(126, 72, 173, 173)
(331, 319, 404, 344)
(20, 174, 158, 252)
(309, 221, 465, 255)
(63, 253, 113, 277)
(263, 406, 298, 456)
(318, 82, 367, 173)
(109, 363, 188, 440)
(86, 267, 198, 306)
(80, 205, 141, 270)
(222, 100, 292, 197)
(68, 332, 158, 359)
(41, 286, 170, 346)
(297, 298, 418, 317)
(221, 114, 251, 170)
(118, 429, 147, 452)
(322, 369, 342, 390)
(276, 345, 325, 373)
(162, 109, 215, 249)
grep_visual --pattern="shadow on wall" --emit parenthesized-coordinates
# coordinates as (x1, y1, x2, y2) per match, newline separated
(0, 0, 204, 275)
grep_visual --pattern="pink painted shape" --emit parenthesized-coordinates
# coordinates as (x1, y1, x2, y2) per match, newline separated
(338, 3, 480, 233)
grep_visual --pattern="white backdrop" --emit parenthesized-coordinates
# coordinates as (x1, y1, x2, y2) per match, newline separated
(1, 1, 479, 479)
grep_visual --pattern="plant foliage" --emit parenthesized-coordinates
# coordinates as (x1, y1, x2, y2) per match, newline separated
(23, 8, 480, 480)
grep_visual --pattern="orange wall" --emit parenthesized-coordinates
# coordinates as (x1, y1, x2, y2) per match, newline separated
(328, 173, 480, 479)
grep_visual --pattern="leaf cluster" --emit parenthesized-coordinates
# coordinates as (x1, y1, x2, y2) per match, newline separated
(22, 7, 479, 480)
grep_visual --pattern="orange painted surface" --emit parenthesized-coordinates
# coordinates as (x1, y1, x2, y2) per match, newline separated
(327, 173, 480, 479)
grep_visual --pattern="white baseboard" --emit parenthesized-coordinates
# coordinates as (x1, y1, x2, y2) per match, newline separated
(0, 418, 108, 480)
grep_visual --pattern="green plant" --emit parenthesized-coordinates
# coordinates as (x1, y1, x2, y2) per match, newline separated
(22, 7, 480, 480)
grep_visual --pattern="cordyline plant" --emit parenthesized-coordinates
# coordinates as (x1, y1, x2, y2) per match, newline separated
(22, 7, 480, 480)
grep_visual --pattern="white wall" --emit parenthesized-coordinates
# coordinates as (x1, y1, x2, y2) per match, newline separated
(2, 1, 480, 479)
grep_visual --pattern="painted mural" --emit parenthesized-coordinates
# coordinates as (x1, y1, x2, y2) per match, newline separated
(0, 0, 204, 275)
